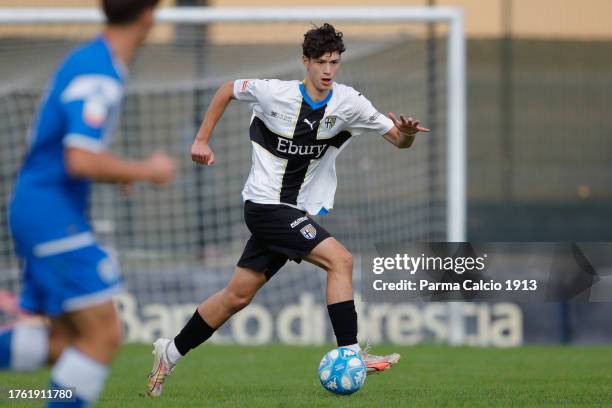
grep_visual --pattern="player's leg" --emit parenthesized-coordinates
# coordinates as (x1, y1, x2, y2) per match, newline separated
(0, 259, 51, 372)
(304, 238, 400, 374)
(0, 316, 79, 372)
(148, 264, 269, 397)
(66, 301, 122, 364)
(48, 301, 121, 408)
(0, 262, 77, 372)
(304, 237, 358, 347)
(0, 303, 90, 374)
(22, 243, 124, 407)
(48, 315, 78, 364)
(176, 265, 267, 355)
(199, 266, 268, 326)
(0, 316, 49, 371)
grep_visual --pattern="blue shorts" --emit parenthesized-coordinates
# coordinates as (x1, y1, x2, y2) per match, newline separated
(19, 242, 123, 317)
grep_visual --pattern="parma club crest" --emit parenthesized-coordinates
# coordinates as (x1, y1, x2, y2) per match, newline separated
(323, 116, 337, 129)
(300, 224, 317, 239)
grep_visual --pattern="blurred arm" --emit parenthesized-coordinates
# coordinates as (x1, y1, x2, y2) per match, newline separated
(66, 148, 175, 186)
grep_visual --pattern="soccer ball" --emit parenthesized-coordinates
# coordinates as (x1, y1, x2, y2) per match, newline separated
(318, 347, 366, 395)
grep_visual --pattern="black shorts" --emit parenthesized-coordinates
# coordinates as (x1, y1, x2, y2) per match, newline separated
(237, 201, 332, 280)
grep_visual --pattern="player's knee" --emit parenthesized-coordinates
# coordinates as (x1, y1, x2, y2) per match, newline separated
(342, 252, 354, 271)
(224, 289, 253, 312)
(330, 250, 353, 275)
(77, 315, 122, 353)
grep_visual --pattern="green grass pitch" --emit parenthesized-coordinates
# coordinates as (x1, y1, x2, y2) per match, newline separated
(1, 344, 611, 407)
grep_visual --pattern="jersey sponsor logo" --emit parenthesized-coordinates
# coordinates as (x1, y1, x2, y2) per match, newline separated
(269, 111, 295, 123)
(300, 224, 317, 239)
(368, 112, 382, 123)
(323, 116, 337, 129)
(290, 216, 308, 228)
(303, 118, 318, 130)
(277, 138, 326, 158)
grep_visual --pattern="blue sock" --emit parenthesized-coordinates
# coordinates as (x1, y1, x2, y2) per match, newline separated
(0, 323, 48, 370)
(47, 347, 108, 408)
(0, 328, 12, 368)
(46, 381, 87, 408)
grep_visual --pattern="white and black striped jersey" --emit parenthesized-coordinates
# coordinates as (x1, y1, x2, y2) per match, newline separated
(233, 78, 395, 215)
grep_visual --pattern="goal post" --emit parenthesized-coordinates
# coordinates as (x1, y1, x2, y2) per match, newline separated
(0, 6, 466, 344)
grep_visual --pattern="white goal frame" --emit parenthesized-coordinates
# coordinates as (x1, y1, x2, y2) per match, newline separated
(0, 6, 466, 243)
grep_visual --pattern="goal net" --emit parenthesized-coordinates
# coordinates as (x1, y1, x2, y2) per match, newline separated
(0, 7, 465, 344)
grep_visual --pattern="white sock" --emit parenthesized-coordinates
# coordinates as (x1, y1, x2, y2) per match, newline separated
(12, 323, 48, 371)
(166, 340, 182, 364)
(345, 343, 361, 353)
(51, 346, 108, 404)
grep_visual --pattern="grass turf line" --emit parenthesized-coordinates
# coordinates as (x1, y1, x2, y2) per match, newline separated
(1, 344, 611, 407)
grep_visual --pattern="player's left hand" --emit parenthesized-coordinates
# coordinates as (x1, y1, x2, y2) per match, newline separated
(388, 112, 430, 135)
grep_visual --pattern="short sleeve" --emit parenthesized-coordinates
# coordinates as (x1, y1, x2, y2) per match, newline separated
(348, 93, 395, 136)
(60, 74, 123, 153)
(233, 79, 269, 103)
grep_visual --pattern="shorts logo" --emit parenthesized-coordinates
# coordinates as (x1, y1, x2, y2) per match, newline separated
(240, 80, 249, 92)
(290, 216, 308, 229)
(97, 257, 119, 284)
(300, 224, 317, 240)
(324, 116, 337, 129)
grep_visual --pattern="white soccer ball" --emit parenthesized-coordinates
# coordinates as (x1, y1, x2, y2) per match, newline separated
(318, 347, 366, 395)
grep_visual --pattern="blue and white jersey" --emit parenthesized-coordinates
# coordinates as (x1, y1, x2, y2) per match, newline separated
(10, 36, 126, 257)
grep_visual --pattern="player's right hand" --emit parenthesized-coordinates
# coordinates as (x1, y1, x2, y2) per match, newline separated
(145, 153, 177, 187)
(191, 141, 215, 166)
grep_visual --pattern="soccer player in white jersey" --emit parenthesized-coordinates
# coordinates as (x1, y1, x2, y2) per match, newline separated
(1, 1, 176, 407)
(148, 23, 428, 396)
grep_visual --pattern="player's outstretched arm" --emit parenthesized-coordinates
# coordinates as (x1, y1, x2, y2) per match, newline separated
(383, 113, 430, 149)
(66, 148, 176, 187)
(191, 81, 235, 166)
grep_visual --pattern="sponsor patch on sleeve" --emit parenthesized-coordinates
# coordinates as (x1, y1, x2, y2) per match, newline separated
(368, 112, 382, 123)
(83, 97, 108, 128)
(240, 80, 250, 92)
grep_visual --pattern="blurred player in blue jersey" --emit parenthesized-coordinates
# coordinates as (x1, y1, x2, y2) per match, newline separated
(1, 0, 175, 406)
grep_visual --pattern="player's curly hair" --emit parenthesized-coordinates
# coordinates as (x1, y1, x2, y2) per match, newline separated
(102, 0, 160, 25)
(302, 23, 346, 59)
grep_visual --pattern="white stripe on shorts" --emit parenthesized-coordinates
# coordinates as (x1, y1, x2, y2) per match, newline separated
(33, 232, 96, 257)
(62, 284, 123, 312)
